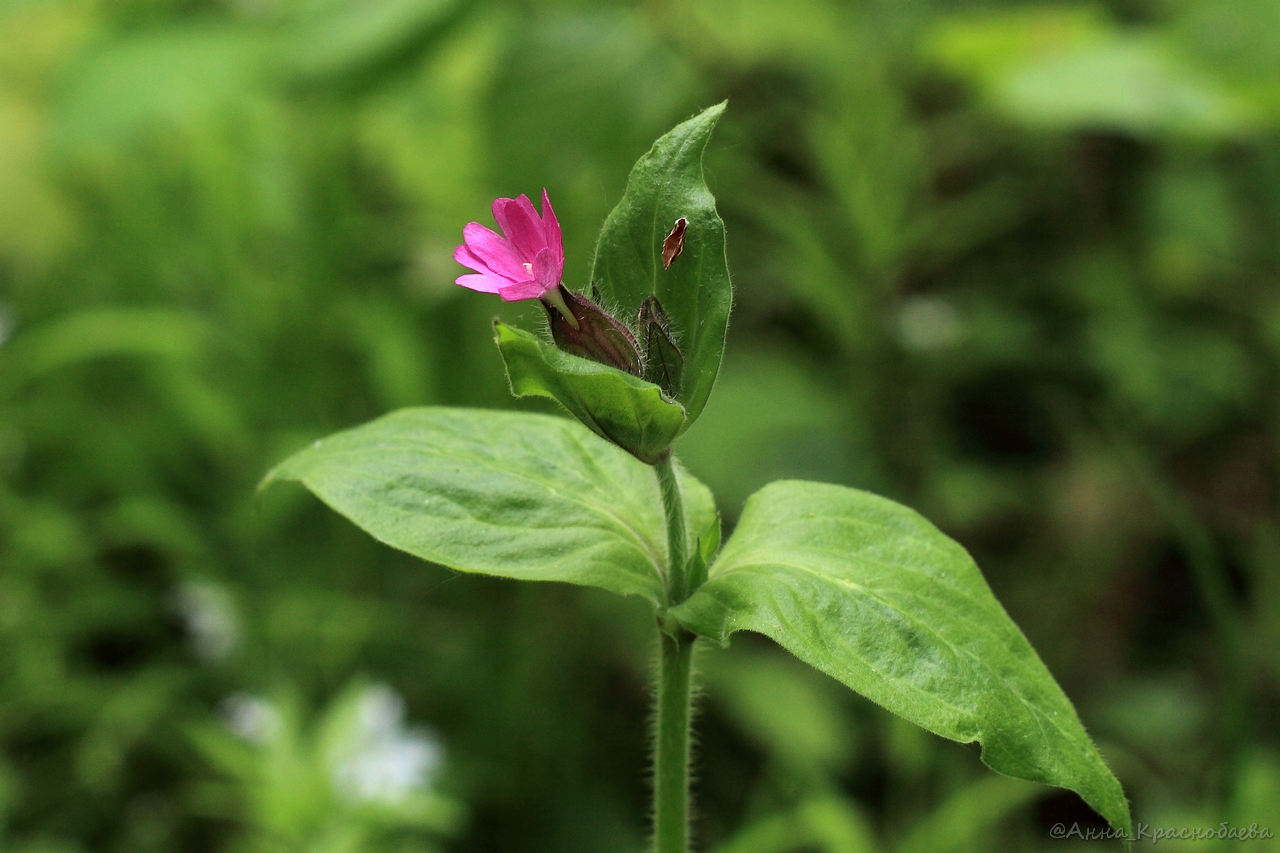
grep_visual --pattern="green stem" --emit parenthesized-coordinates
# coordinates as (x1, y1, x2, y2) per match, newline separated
(653, 451, 694, 853)
(656, 452, 689, 603)
(654, 630, 694, 853)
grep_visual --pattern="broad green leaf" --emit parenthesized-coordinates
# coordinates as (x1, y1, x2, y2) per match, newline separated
(265, 407, 714, 604)
(590, 102, 731, 431)
(669, 481, 1131, 836)
(494, 321, 685, 465)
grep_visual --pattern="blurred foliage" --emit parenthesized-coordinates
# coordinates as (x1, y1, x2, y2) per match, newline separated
(1, 0, 1277, 850)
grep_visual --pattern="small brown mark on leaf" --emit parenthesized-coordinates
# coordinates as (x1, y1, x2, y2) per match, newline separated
(661, 217, 688, 269)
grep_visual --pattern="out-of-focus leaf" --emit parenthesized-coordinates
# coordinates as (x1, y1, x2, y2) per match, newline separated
(0, 92, 76, 271)
(928, 11, 1256, 138)
(670, 481, 1131, 836)
(924, 8, 1110, 87)
(484, 8, 696, 213)
(1085, 312, 1257, 436)
(1236, 751, 1280, 833)
(590, 102, 731, 432)
(53, 27, 269, 146)
(891, 774, 1043, 853)
(1171, 0, 1280, 116)
(493, 321, 685, 464)
(996, 36, 1256, 137)
(0, 2, 94, 92)
(810, 65, 928, 280)
(702, 645, 855, 773)
(265, 407, 714, 604)
(713, 795, 877, 853)
(1141, 166, 1240, 294)
(284, 0, 462, 84)
(0, 308, 217, 399)
(682, 0, 852, 65)
(675, 349, 864, 516)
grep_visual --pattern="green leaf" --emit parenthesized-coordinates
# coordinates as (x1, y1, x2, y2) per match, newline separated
(0, 308, 218, 400)
(669, 481, 1131, 836)
(265, 407, 714, 604)
(590, 102, 731, 431)
(284, 0, 462, 84)
(54, 27, 268, 147)
(925, 11, 1256, 139)
(494, 321, 685, 464)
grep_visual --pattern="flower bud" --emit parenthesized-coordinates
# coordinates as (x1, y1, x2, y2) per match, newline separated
(542, 285, 643, 377)
(637, 296, 684, 398)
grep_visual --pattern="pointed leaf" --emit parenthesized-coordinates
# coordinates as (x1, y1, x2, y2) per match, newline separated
(669, 480, 1131, 836)
(494, 321, 685, 464)
(590, 102, 730, 431)
(265, 407, 715, 604)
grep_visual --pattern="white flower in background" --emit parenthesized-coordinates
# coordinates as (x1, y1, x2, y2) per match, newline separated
(173, 580, 241, 662)
(897, 295, 963, 351)
(219, 693, 281, 744)
(215, 683, 445, 806)
(330, 684, 444, 805)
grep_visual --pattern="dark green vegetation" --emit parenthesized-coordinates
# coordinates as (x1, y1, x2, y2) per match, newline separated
(2, 0, 1277, 850)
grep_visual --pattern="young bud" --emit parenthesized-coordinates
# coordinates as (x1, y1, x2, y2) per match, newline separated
(637, 296, 684, 397)
(542, 285, 643, 376)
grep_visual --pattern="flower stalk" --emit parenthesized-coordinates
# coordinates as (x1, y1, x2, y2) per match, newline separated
(654, 629, 694, 853)
(654, 451, 695, 853)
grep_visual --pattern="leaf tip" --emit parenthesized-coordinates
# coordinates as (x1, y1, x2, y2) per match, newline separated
(256, 455, 301, 495)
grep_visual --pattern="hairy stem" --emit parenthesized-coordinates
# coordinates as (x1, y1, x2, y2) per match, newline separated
(654, 629, 694, 853)
(653, 451, 694, 853)
(656, 452, 689, 603)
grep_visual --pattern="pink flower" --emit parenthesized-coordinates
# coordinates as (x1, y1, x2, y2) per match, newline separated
(454, 189, 564, 302)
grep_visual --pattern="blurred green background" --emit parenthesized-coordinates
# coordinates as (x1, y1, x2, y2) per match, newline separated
(2, 0, 1278, 850)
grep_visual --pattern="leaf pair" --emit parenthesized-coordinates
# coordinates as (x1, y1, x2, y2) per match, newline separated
(265, 408, 1131, 839)
(495, 103, 730, 464)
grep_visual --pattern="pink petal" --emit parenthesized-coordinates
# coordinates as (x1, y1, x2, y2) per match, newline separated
(461, 222, 528, 281)
(454, 243, 520, 284)
(493, 195, 546, 260)
(530, 247, 561, 289)
(539, 188, 563, 263)
(455, 273, 505, 293)
(498, 279, 552, 302)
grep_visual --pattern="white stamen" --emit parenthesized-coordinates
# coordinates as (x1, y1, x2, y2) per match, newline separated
(522, 262, 533, 277)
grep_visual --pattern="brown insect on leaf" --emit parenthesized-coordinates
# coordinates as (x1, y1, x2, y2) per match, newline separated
(661, 217, 688, 269)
